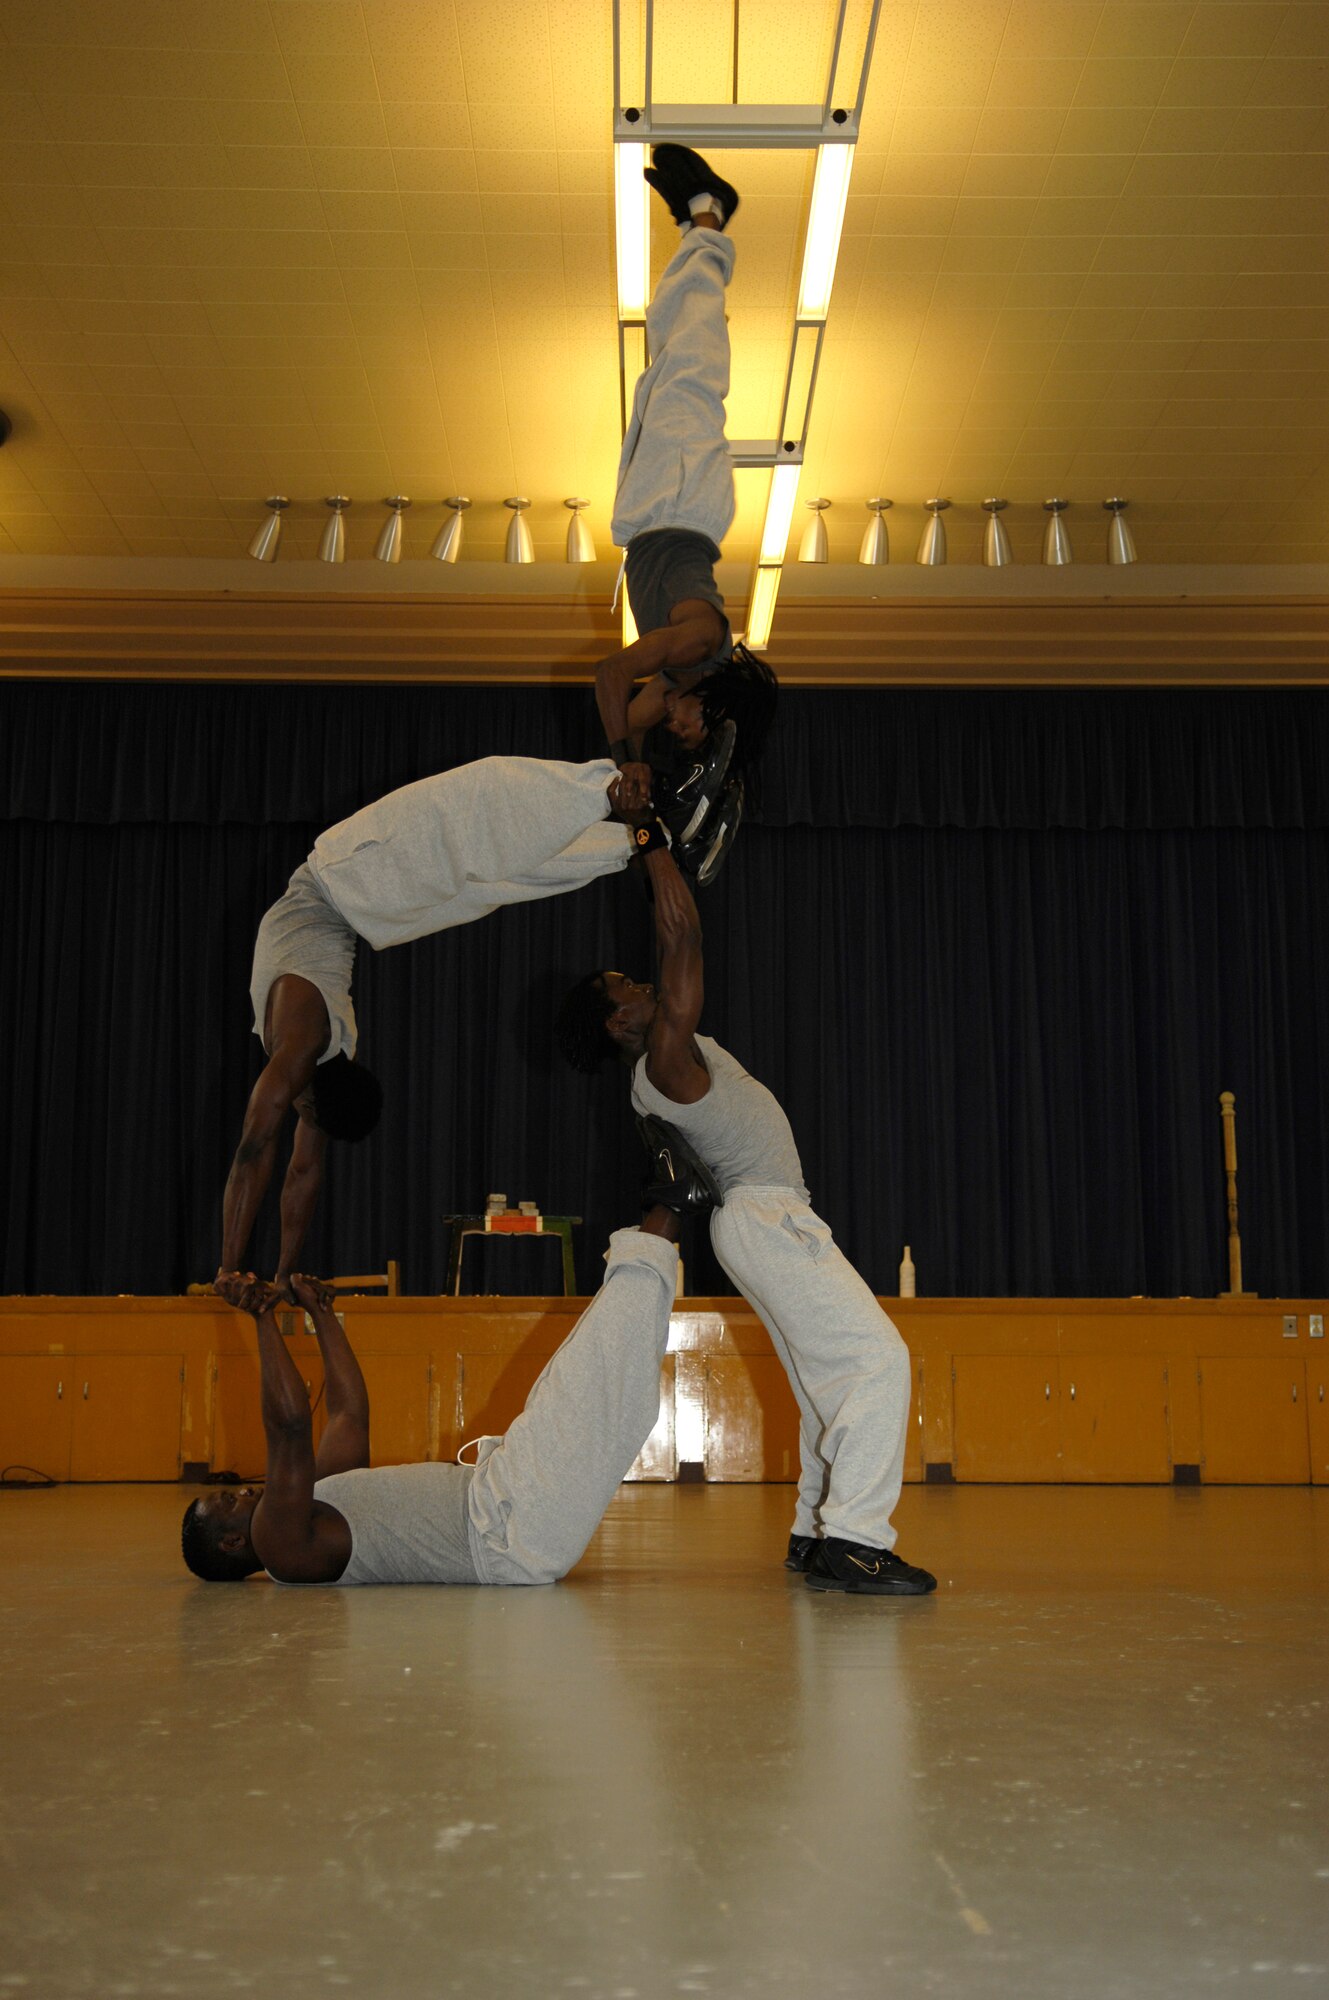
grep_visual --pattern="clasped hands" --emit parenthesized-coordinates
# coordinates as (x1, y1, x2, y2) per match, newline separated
(214, 1270, 337, 1317)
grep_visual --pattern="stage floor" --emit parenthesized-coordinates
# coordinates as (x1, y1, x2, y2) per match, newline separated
(3, 1482, 1326, 1998)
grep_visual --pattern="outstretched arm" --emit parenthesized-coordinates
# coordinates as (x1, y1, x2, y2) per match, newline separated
(275, 1112, 328, 1293)
(218, 1046, 316, 1281)
(641, 849, 709, 1105)
(291, 1275, 371, 1480)
(595, 599, 726, 810)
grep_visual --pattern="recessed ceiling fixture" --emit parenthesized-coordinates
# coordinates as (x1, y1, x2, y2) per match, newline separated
(799, 499, 831, 564)
(430, 496, 470, 563)
(319, 495, 350, 564)
(504, 497, 534, 564)
(916, 499, 950, 567)
(1042, 498, 1072, 566)
(564, 499, 596, 563)
(1104, 497, 1136, 565)
(859, 497, 891, 566)
(247, 495, 288, 563)
(374, 496, 410, 564)
(982, 498, 1012, 568)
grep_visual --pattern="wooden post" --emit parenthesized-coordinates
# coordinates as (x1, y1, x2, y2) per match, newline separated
(1217, 1090, 1256, 1299)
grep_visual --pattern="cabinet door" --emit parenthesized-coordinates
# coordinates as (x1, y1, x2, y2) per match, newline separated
(626, 1354, 676, 1481)
(703, 1354, 801, 1481)
(953, 1355, 1060, 1481)
(0, 1357, 72, 1482)
(1308, 1357, 1329, 1486)
(1060, 1357, 1171, 1482)
(455, 1347, 557, 1447)
(359, 1355, 431, 1467)
(69, 1356, 184, 1481)
(1199, 1358, 1309, 1483)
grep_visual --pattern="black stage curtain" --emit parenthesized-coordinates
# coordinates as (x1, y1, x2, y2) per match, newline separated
(2, 683, 1326, 1300)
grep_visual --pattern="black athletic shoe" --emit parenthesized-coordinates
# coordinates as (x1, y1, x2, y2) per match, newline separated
(644, 144, 741, 229)
(804, 1537, 938, 1596)
(655, 718, 736, 847)
(636, 1113, 724, 1215)
(785, 1533, 818, 1572)
(674, 774, 743, 888)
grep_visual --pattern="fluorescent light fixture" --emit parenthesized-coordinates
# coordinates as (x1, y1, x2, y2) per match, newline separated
(431, 496, 469, 562)
(374, 496, 410, 563)
(745, 565, 781, 650)
(759, 461, 801, 563)
(247, 496, 287, 562)
(615, 142, 650, 318)
(797, 144, 854, 321)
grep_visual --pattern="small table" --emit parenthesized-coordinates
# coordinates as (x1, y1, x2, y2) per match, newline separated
(442, 1215, 582, 1297)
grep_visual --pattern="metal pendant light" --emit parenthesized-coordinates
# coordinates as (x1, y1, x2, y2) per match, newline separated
(916, 498, 949, 566)
(247, 496, 288, 562)
(982, 498, 1012, 567)
(1104, 497, 1136, 564)
(799, 499, 831, 563)
(1042, 498, 1072, 565)
(374, 496, 410, 563)
(504, 497, 534, 564)
(858, 498, 891, 565)
(431, 496, 470, 562)
(319, 495, 350, 564)
(564, 499, 596, 563)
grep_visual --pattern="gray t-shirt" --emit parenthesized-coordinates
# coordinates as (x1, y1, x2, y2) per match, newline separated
(631, 1034, 809, 1200)
(309, 1462, 479, 1585)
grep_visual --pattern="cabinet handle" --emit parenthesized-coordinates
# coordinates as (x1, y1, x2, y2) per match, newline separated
(83, 1382, 89, 1399)
(1291, 1384, 1298, 1403)
(1069, 1383, 1076, 1401)
(57, 1380, 63, 1400)
(1319, 1384, 1324, 1403)
(1045, 1382, 1051, 1400)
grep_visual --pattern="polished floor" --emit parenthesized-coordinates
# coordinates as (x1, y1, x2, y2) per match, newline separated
(2, 1482, 1326, 1999)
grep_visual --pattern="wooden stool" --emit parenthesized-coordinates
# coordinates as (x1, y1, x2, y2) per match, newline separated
(441, 1216, 581, 1296)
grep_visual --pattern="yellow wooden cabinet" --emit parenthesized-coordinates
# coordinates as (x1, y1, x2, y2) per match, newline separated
(1309, 1353, 1329, 1485)
(952, 1355, 1171, 1482)
(953, 1355, 1062, 1481)
(1198, 1358, 1310, 1484)
(0, 1353, 183, 1483)
(0, 1357, 73, 1483)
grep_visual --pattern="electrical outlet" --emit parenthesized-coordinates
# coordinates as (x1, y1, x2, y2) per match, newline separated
(1311, 1314, 1324, 1340)
(1282, 1314, 1298, 1338)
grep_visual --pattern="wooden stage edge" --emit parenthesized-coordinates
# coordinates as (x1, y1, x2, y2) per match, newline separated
(3, 1294, 1327, 1488)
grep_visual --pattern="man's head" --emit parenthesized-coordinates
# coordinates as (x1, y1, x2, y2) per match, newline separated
(690, 644, 778, 803)
(181, 1487, 264, 1581)
(555, 971, 657, 1073)
(307, 1053, 383, 1142)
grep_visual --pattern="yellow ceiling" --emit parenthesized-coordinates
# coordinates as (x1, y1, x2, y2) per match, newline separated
(0, 0, 1327, 575)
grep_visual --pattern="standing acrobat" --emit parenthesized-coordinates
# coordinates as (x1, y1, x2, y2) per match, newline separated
(555, 849, 937, 1598)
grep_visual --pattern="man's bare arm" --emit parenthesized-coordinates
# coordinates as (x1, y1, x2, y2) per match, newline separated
(595, 600, 725, 808)
(291, 1275, 371, 1480)
(218, 1047, 316, 1279)
(240, 1279, 348, 1581)
(642, 849, 709, 1105)
(275, 1114, 328, 1290)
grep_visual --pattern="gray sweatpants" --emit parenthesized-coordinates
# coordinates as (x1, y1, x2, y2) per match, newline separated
(710, 1188, 912, 1551)
(611, 227, 737, 549)
(465, 1229, 678, 1586)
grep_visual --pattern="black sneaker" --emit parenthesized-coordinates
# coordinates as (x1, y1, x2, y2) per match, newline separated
(674, 775, 743, 888)
(644, 144, 740, 229)
(784, 1533, 818, 1572)
(805, 1537, 937, 1596)
(655, 718, 736, 847)
(635, 1113, 724, 1215)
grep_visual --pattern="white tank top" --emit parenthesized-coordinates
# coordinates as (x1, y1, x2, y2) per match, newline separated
(631, 1035, 809, 1199)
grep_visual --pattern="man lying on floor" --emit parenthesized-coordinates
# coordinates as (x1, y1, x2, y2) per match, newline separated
(184, 1218, 681, 1587)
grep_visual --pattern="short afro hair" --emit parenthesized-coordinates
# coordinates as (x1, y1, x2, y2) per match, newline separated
(555, 972, 617, 1074)
(310, 1053, 382, 1142)
(700, 643, 778, 806)
(180, 1498, 260, 1582)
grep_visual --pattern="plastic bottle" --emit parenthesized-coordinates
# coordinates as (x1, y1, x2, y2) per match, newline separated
(899, 1245, 916, 1298)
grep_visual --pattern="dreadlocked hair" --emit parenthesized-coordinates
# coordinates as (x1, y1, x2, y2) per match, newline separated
(699, 643, 778, 810)
(555, 972, 617, 1074)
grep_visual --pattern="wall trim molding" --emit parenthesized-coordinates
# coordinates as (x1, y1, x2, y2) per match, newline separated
(1, 587, 1327, 684)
